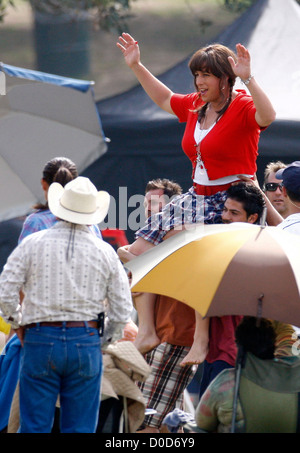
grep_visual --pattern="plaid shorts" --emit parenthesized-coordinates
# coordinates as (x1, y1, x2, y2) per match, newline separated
(135, 186, 227, 245)
(137, 343, 196, 430)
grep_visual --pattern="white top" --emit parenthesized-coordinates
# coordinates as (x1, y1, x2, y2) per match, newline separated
(277, 213, 300, 333)
(193, 122, 252, 185)
(277, 214, 300, 235)
(0, 221, 133, 329)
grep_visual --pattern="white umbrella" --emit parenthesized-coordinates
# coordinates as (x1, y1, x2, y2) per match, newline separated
(0, 63, 107, 221)
(126, 223, 300, 327)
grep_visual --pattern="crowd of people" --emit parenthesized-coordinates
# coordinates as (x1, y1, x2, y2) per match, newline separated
(0, 33, 300, 433)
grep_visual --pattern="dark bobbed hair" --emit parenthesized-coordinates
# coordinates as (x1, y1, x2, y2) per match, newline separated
(188, 43, 237, 122)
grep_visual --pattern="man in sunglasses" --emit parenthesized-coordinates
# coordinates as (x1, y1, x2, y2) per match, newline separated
(275, 161, 300, 236)
(263, 161, 289, 219)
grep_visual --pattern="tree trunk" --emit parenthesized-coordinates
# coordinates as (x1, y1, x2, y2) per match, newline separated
(33, 11, 91, 79)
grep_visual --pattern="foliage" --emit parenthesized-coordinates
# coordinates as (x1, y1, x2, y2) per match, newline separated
(0, 0, 15, 22)
(222, 0, 256, 13)
(0, 0, 136, 32)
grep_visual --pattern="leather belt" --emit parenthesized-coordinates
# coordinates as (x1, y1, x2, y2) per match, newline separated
(25, 321, 98, 329)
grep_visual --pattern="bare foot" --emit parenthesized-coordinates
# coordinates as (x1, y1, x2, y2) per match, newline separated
(133, 331, 160, 355)
(180, 343, 208, 367)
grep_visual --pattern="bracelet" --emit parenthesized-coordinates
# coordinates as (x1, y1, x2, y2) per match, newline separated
(240, 75, 254, 85)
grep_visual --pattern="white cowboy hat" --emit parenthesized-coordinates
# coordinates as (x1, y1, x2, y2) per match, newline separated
(48, 176, 110, 225)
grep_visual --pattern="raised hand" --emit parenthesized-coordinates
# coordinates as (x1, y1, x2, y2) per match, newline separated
(116, 32, 178, 115)
(228, 43, 251, 81)
(116, 32, 140, 68)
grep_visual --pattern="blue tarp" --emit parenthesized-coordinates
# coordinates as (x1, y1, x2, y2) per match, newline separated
(1, 63, 93, 93)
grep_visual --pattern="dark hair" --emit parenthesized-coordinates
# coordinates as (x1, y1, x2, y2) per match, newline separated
(34, 157, 78, 210)
(226, 182, 266, 224)
(235, 317, 276, 360)
(188, 43, 237, 122)
(145, 178, 182, 199)
(285, 188, 300, 203)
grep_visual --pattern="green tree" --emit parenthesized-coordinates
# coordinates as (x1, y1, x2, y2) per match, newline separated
(0, 0, 136, 33)
(222, 0, 256, 12)
(0, 0, 14, 22)
(0, 0, 137, 77)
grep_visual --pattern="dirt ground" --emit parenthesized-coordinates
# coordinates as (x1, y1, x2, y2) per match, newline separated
(1, 0, 239, 100)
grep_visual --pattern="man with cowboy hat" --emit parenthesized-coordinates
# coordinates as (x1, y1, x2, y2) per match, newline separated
(0, 176, 133, 433)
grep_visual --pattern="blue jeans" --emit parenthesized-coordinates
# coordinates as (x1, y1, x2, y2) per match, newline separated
(199, 360, 233, 399)
(19, 323, 102, 433)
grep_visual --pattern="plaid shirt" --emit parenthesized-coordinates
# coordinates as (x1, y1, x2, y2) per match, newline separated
(135, 187, 227, 245)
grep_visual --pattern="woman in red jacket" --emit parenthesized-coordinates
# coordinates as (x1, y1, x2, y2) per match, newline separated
(116, 33, 276, 365)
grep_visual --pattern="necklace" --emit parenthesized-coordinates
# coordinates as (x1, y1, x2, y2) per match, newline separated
(195, 104, 215, 168)
(195, 126, 214, 171)
(194, 96, 229, 170)
(195, 143, 202, 167)
(200, 103, 211, 131)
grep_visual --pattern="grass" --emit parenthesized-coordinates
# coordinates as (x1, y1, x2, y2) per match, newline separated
(0, 0, 240, 100)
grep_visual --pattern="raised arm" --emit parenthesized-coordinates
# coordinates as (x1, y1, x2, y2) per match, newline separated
(117, 33, 175, 115)
(228, 43, 276, 127)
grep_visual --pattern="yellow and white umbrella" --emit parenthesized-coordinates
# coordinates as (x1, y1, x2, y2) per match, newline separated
(125, 223, 300, 327)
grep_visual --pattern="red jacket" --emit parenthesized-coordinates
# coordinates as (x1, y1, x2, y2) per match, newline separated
(170, 90, 265, 181)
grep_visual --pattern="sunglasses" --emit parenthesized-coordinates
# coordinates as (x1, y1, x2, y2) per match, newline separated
(264, 182, 283, 192)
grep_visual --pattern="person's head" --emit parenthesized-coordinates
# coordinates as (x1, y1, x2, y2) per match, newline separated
(222, 182, 266, 224)
(235, 316, 276, 360)
(263, 161, 288, 218)
(36, 157, 78, 210)
(144, 178, 182, 218)
(48, 176, 110, 226)
(188, 43, 237, 120)
(276, 161, 300, 210)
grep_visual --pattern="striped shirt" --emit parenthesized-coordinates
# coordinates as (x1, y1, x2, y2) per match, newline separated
(0, 221, 132, 329)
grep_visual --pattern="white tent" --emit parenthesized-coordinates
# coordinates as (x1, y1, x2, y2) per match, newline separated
(99, 0, 300, 124)
(234, 0, 300, 121)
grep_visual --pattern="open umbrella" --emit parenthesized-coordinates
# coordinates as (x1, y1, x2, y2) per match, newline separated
(125, 223, 300, 327)
(0, 63, 107, 222)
